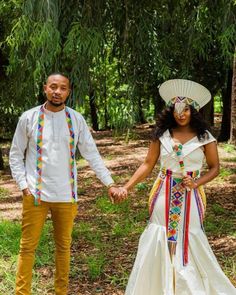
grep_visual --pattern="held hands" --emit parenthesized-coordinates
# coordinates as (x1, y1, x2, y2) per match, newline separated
(182, 175, 198, 190)
(108, 186, 128, 204)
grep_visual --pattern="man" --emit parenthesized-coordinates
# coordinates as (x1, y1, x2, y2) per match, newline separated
(9, 73, 118, 295)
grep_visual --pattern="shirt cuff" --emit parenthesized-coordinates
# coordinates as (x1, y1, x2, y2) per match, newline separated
(102, 176, 115, 187)
(18, 180, 28, 191)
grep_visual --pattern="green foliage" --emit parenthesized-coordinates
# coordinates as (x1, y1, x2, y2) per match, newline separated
(0, 256, 54, 294)
(0, 220, 54, 266)
(96, 195, 130, 214)
(223, 157, 236, 162)
(0, 257, 17, 294)
(0, 221, 21, 256)
(204, 212, 235, 235)
(135, 182, 149, 191)
(106, 271, 129, 288)
(0, 187, 10, 199)
(219, 167, 236, 178)
(112, 219, 134, 237)
(222, 143, 236, 153)
(211, 203, 226, 214)
(73, 221, 103, 248)
(214, 95, 222, 113)
(1, 0, 236, 134)
(6, 15, 61, 98)
(86, 254, 105, 280)
(218, 255, 236, 281)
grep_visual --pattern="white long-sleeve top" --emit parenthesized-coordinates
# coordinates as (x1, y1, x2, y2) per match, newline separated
(9, 104, 114, 202)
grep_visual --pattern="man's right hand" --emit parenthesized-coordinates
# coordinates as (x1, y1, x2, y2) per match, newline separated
(22, 188, 31, 196)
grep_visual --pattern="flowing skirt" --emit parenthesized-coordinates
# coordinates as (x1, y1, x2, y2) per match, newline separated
(125, 179, 236, 295)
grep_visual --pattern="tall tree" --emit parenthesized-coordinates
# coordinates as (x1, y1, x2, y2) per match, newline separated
(1, 0, 236, 133)
(230, 49, 236, 144)
(218, 70, 233, 142)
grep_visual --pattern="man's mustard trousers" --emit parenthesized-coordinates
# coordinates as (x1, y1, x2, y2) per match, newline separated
(15, 195, 78, 295)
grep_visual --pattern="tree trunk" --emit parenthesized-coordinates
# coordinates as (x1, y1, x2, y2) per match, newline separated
(218, 70, 232, 142)
(89, 88, 99, 131)
(230, 50, 236, 144)
(103, 59, 109, 130)
(0, 148, 4, 170)
(137, 96, 146, 124)
(104, 91, 109, 130)
(201, 98, 214, 126)
(153, 95, 165, 119)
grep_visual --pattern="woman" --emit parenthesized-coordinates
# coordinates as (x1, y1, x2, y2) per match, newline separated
(115, 79, 236, 295)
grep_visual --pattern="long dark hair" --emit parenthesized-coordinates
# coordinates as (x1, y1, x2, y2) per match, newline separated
(152, 105, 210, 141)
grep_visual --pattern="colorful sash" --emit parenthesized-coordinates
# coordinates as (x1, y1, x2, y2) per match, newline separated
(148, 168, 204, 266)
(35, 105, 76, 205)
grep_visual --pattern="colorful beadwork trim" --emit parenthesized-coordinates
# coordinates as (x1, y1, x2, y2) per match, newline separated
(182, 188, 191, 266)
(35, 106, 44, 205)
(149, 167, 200, 266)
(35, 105, 76, 205)
(167, 177, 185, 244)
(167, 96, 200, 111)
(198, 185, 206, 210)
(194, 187, 206, 230)
(65, 108, 76, 203)
(173, 143, 185, 175)
(148, 172, 165, 216)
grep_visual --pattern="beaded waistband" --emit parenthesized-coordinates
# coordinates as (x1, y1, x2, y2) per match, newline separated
(159, 167, 200, 179)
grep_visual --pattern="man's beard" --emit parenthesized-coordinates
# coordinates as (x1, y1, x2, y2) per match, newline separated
(48, 100, 64, 107)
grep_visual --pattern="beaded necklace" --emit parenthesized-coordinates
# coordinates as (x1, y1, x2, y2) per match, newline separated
(35, 104, 76, 205)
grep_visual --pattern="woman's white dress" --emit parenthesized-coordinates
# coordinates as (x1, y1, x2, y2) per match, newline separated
(125, 130, 236, 295)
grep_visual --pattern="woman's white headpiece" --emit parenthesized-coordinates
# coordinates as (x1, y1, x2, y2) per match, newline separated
(159, 79, 211, 115)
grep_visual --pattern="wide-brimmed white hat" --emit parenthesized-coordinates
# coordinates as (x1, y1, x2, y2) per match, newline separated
(159, 79, 211, 111)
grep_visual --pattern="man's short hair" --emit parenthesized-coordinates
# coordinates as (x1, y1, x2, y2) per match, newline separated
(47, 72, 70, 84)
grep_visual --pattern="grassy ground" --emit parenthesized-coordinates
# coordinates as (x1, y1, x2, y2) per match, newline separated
(0, 127, 235, 294)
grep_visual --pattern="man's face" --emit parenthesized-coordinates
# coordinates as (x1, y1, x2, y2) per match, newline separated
(44, 74, 70, 107)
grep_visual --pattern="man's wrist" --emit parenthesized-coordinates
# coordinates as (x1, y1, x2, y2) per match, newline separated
(107, 183, 116, 189)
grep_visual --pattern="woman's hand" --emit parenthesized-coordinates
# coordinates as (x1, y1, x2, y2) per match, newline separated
(182, 142, 219, 190)
(182, 175, 197, 190)
(108, 186, 128, 204)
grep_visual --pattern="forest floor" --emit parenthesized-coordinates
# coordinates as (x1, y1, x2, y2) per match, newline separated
(0, 125, 235, 294)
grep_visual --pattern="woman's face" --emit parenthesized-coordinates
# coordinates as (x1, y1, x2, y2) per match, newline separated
(173, 104, 191, 127)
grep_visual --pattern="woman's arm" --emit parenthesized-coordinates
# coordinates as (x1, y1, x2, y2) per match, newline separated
(183, 141, 219, 189)
(124, 140, 160, 191)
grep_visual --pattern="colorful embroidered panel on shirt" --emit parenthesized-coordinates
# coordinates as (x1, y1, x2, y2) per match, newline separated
(35, 106, 45, 204)
(35, 105, 76, 205)
(65, 108, 76, 202)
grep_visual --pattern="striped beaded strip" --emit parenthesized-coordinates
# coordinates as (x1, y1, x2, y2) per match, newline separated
(174, 143, 184, 174)
(65, 108, 76, 202)
(194, 187, 205, 230)
(35, 105, 76, 205)
(148, 174, 164, 217)
(35, 106, 44, 205)
(173, 144, 190, 266)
